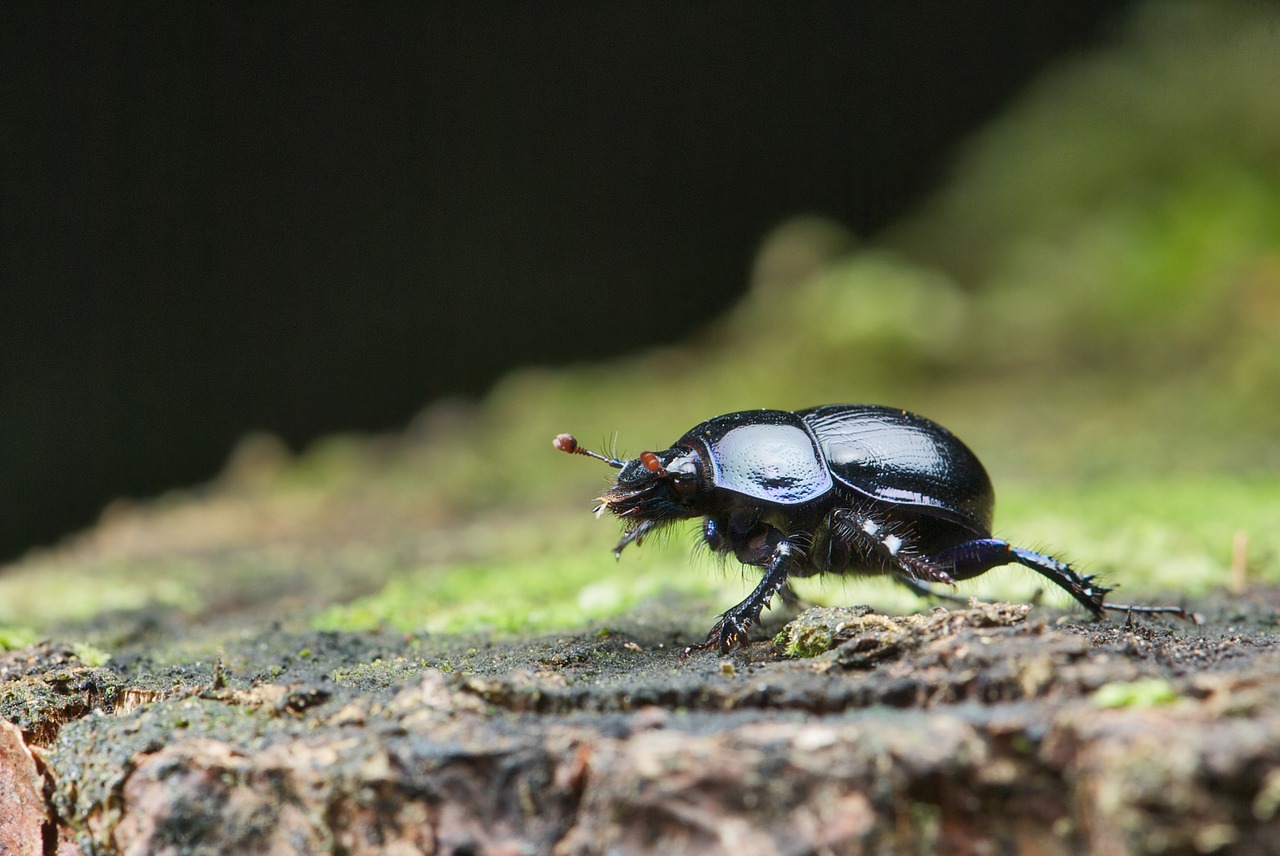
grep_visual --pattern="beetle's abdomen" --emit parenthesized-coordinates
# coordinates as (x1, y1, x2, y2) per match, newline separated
(679, 410, 833, 505)
(799, 404, 994, 534)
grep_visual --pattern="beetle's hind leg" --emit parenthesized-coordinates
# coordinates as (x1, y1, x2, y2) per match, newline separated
(924, 539, 1125, 616)
(925, 540, 1190, 619)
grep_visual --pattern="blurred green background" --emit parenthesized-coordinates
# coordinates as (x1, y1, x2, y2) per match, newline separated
(2, 1, 1277, 648)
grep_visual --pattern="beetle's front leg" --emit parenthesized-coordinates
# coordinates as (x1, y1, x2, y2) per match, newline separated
(690, 524, 794, 654)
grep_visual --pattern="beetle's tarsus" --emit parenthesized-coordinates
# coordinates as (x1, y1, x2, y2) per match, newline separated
(685, 614, 746, 655)
(1101, 600, 1189, 619)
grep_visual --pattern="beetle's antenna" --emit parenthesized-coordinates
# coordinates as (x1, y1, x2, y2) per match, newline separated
(554, 433, 625, 468)
(639, 450, 668, 477)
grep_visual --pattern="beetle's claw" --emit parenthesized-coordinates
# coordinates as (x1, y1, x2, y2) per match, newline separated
(684, 614, 748, 656)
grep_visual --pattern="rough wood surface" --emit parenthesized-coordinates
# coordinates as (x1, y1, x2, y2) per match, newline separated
(4, 597, 1279, 855)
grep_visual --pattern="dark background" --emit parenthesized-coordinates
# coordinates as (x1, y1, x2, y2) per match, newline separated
(0, 2, 1133, 562)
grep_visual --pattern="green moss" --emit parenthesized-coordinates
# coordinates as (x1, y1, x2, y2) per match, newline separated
(71, 642, 113, 667)
(0, 626, 38, 650)
(893, 1, 1280, 284)
(774, 606, 879, 659)
(330, 657, 431, 691)
(0, 557, 204, 628)
(1091, 678, 1180, 709)
(311, 538, 739, 636)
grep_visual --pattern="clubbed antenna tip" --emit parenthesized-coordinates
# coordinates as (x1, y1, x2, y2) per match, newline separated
(553, 433, 625, 469)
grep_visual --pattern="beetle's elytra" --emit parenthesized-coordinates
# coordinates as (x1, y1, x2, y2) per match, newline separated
(556, 404, 1187, 653)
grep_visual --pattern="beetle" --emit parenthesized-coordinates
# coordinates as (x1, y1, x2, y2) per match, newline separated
(555, 404, 1187, 653)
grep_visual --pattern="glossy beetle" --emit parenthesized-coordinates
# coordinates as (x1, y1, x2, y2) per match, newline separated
(555, 404, 1186, 653)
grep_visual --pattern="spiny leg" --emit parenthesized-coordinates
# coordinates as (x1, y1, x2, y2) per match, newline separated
(927, 539, 1107, 615)
(831, 507, 955, 586)
(929, 539, 1186, 618)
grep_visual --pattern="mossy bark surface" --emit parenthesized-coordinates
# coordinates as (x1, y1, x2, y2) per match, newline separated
(4, 589, 1279, 855)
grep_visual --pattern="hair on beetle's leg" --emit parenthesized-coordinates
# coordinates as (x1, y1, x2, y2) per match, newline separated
(830, 507, 954, 585)
(688, 529, 795, 655)
(776, 580, 803, 606)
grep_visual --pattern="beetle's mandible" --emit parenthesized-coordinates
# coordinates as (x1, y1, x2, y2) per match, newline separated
(555, 404, 1187, 653)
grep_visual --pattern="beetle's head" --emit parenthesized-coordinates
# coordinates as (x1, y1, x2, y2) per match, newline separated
(554, 434, 707, 556)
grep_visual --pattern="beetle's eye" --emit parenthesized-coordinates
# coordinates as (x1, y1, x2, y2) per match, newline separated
(671, 476, 698, 499)
(640, 451, 667, 476)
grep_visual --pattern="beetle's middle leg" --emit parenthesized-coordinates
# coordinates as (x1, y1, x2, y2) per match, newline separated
(828, 507, 954, 586)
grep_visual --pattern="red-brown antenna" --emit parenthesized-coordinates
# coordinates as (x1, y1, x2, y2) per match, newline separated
(553, 433, 624, 469)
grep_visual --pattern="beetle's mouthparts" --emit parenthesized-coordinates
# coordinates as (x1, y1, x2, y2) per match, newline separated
(593, 483, 645, 516)
(593, 493, 645, 517)
(598, 483, 648, 516)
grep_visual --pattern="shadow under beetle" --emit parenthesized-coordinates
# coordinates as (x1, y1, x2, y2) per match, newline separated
(555, 404, 1188, 653)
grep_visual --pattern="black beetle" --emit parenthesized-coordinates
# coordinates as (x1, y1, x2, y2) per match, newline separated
(555, 404, 1186, 653)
